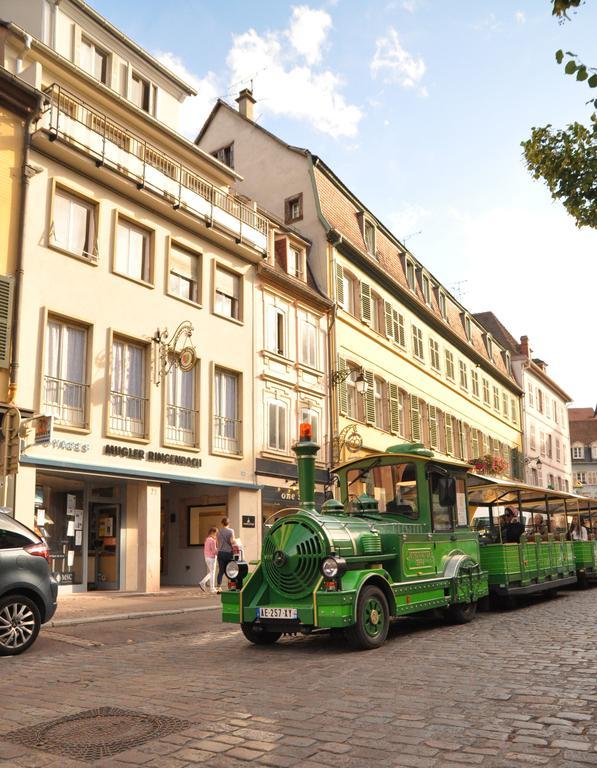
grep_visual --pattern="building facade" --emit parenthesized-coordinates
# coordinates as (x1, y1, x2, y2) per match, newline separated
(255, 216, 331, 525)
(197, 94, 523, 473)
(569, 407, 597, 497)
(0, 2, 269, 592)
(474, 315, 573, 491)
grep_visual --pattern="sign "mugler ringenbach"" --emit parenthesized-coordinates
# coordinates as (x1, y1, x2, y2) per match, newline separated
(104, 444, 201, 468)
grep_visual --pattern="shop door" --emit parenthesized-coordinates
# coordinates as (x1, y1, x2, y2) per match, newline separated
(88, 503, 120, 590)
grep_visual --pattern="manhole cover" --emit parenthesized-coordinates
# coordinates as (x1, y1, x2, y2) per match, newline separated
(3, 706, 192, 761)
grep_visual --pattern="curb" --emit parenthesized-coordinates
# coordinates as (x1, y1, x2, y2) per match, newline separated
(44, 603, 220, 629)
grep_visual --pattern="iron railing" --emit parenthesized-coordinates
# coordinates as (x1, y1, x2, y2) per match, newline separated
(213, 416, 241, 455)
(40, 84, 268, 253)
(109, 391, 148, 437)
(43, 376, 88, 428)
(166, 405, 197, 446)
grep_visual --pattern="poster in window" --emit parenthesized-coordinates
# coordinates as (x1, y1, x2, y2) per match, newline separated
(456, 492, 468, 527)
(74, 509, 83, 531)
(98, 517, 113, 538)
(67, 494, 76, 511)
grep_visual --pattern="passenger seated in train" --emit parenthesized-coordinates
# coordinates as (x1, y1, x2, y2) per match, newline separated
(568, 516, 589, 541)
(527, 513, 548, 537)
(501, 508, 525, 543)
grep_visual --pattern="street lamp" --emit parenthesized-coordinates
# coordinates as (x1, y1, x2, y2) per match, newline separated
(330, 366, 369, 395)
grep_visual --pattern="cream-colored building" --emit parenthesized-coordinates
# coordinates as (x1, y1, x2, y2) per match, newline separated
(197, 94, 523, 473)
(0, 1, 269, 592)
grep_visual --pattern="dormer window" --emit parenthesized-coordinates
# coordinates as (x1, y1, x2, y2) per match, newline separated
(463, 313, 472, 342)
(438, 290, 447, 321)
(421, 274, 430, 305)
(485, 334, 494, 362)
(285, 194, 303, 224)
(212, 143, 234, 168)
(131, 72, 150, 112)
(287, 245, 304, 280)
(504, 350, 512, 373)
(80, 36, 108, 84)
(364, 220, 376, 255)
(406, 259, 415, 291)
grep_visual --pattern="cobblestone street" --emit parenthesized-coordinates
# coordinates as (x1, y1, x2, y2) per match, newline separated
(0, 590, 596, 768)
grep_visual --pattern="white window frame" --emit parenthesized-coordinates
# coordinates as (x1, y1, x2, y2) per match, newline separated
(429, 338, 440, 372)
(298, 310, 318, 369)
(51, 185, 97, 262)
(43, 317, 89, 428)
(114, 217, 152, 284)
(445, 350, 455, 382)
(168, 241, 200, 304)
(166, 364, 198, 448)
(109, 337, 147, 439)
(265, 302, 288, 358)
(80, 35, 109, 84)
(266, 398, 288, 453)
(213, 367, 241, 455)
(214, 265, 242, 322)
(412, 325, 424, 361)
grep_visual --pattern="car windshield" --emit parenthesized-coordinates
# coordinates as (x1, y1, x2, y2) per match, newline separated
(347, 462, 419, 519)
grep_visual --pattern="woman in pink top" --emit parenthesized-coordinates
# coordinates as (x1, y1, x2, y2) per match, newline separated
(199, 528, 218, 593)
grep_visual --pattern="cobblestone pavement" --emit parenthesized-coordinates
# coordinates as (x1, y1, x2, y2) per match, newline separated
(0, 590, 596, 768)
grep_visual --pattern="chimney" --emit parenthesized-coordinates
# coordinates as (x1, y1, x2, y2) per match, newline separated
(520, 335, 531, 359)
(236, 88, 256, 121)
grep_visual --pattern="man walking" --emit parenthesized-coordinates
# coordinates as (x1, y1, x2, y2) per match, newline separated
(216, 517, 235, 593)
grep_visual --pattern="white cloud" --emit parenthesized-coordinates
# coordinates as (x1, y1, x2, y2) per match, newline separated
(402, 0, 419, 12)
(370, 27, 426, 91)
(515, 10, 525, 24)
(156, 52, 219, 139)
(287, 6, 332, 65)
(227, 10, 362, 139)
(472, 13, 501, 32)
(387, 203, 430, 242)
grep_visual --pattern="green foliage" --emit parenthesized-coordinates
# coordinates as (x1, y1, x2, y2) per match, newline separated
(522, 1, 596, 229)
(522, 120, 597, 228)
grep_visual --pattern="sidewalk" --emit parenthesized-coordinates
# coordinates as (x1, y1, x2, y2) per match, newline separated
(45, 586, 221, 628)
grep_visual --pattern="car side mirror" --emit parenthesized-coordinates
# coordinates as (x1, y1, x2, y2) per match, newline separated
(438, 477, 456, 508)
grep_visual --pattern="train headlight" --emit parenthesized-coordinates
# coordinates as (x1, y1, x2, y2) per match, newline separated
(226, 561, 240, 579)
(321, 557, 346, 579)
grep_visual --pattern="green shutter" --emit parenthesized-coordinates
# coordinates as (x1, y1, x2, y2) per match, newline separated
(389, 383, 400, 434)
(335, 263, 344, 307)
(364, 370, 375, 424)
(360, 282, 372, 323)
(0, 276, 14, 369)
(445, 415, 454, 455)
(394, 310, 406, 347)
(410, 394, 421, 442)
(384, 301, 393, 339)
(338, 355, 348, 415)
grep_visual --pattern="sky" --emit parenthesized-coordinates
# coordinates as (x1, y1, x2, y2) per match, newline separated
(91, 0, 596, 406)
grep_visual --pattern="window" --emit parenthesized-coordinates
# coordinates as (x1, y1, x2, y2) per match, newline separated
(530, 424, 536, 451)
(504, 351, 512, 373)
(387, 306, 406, 347)
(346, 463, 419, 519)
(540, 431, 546, 456)
(592, 443, 597, 460)
(115, 219, 151, 283)
(429, 471, 462, 531)
(492, 386, 500, 412)
(364, 220, 376, 254)
(406, 260, 415, 291)
(482, 378, 490, 405)
(459, 360, 468, 391)
(445, 350, 455, 381)
(389, 385, 405, 436)
(575, 472, 586, 484)
(339, 271, 356, 314)
(215, 266, 241, 320)
(266, 303, 287, 357)
(80, 36, 108, 84)
(44, 318, 88, 428)
(300, 407, 319, 444)
(166, 365, 197, 446)
(284, 193, 303, 224)
(110, 338, 147, 437)
(511, 397, 518, 423)
(214, 368, 240, 454)
(212, 143, 234, 168)
(287, 247, 303, 280)
(374, 378, 386, 430)
(556, 438, 561, 463)
(553, 401, 559, 423)
(131, 72, 150, 112)
(537, 389, 544, 414)
(412, 325, 424, 360)
(502, 391, 509, 417)
(527, 382, 534, 408)
(445, 416, 454, 455)
(463, 314, 472, 342)
(422, 274, 430, 305)
(471, 369, 479, 398)
(438, 290, 447, 320)
(572, 444, 584, 460)
(52, 187, 96, 261)
(429, 339, 440, 372)
(346, 364, 360, 420)
(429, 405, 439, 449)
(485, 335, 494, 361)
(471, 428, 479, 457)
(371, 293, 383, 334)
(267, 399, 287, 452)
(169, 243, 200, 303)
(544, 394, 550, 419)
(546, 434, 553, 459)
(298, 310, 318, 368)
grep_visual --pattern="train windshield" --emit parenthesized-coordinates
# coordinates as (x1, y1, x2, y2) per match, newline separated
(347, 462, 419, 519)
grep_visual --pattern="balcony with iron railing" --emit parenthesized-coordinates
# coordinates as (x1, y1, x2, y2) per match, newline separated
(213, 415, 241, 455)
(39, 84, 268, 254)
(109, 391, 148, 438)
(166, 405, 198, 447)
(43, 376, 88, 428)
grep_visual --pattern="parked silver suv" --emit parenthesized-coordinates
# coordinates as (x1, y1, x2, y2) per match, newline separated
(0, 511, 58, 655)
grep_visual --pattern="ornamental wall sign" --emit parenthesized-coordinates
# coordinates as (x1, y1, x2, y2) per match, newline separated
(153, 321, 197, 385)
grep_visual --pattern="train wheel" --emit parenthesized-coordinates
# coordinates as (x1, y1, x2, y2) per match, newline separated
(445, 600, 477, 624)
(241, 623, 281, 645)
(345, 585, 389, 650)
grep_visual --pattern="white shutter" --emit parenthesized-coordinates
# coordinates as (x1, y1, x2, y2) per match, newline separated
(364, 370, 375, 424)
(0, 276, 14, 369)
(335, 263, 344, 306)
(410, 395, 421, 442)
(360, 282, 372, 323)
(384, 301, 394, 339)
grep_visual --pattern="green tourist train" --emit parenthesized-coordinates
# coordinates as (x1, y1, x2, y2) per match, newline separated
(222, 425, 597, 650)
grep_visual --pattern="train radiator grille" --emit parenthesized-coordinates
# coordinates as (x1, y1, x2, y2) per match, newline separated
(263, 518, 324, 598)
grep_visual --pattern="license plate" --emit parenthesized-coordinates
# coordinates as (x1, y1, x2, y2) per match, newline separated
(257, 607, 297, 620)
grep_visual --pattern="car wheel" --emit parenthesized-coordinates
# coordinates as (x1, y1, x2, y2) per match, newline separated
(0, 595, 41, 656)
(241, 623, 281, 645)
(344, 585, 389, 650)
(445, 600, 477, 624)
